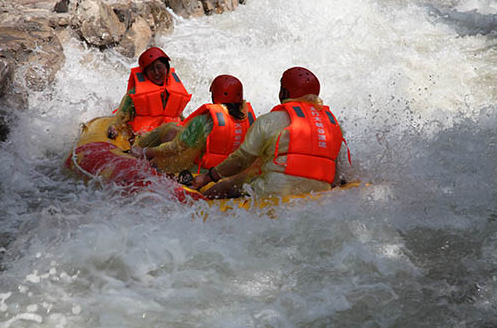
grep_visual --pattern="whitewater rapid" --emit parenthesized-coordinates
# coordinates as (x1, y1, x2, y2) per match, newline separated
(0, 0, 496, 327)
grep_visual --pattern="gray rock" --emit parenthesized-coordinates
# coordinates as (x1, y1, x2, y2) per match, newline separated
(142, 1, 175, 36)
(0, 0, 247, 140)
(0, 58, 12, 97)
(54, 0, 69, 13)
(0, 19, 65, 90)
(78, 0, 126, 47)
(202, 0, 239, 16)
(165, 0, 205, 18)
(0, 16, 65, 105)
(116, 16, 153, 58)
(164, 0, 240, 18)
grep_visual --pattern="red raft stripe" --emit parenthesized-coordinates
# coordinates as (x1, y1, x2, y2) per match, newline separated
(68, 142, 207, 202)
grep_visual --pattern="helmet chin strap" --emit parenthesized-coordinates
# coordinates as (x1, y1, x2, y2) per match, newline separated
(279, 86, 289, 104)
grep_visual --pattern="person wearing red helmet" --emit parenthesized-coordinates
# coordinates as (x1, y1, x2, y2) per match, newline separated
(130, 74, 256, 175)
(191, 67, 350, 199)
(108, 47, 192, 142)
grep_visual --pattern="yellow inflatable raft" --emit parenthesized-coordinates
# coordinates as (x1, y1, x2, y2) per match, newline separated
(65, 116, 366, 209)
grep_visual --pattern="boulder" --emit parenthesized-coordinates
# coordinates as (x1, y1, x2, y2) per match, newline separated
(112, 0, 174, 57)
(0, 23, 65, 91)
(0, 17, 65, 94)
(142, 1, 175, 36)
(0, 0, 248, 141)
(8, 0, 60, 11)
(116, 16, 153, 58)
(163, 0, 241, 18)
(202, 0, 239, 15)
(76, 0, 174, 56)
(0, 58, 12, 97)
(54, 0, 70, 13)
(164, 0, 205, 18)
(78, 0, 126, 47)
(0, 58, 12, 142)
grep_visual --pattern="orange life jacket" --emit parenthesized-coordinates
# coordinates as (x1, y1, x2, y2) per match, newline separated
(182, 103, 256, 171)
(271, 101, 347, 184)
(126, 67, 192, 134)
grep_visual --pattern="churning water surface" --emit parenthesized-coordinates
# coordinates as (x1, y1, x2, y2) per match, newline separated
(0, 0, 496, 327)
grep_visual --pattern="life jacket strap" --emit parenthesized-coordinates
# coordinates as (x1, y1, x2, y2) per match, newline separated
(272, 127, 289, 167)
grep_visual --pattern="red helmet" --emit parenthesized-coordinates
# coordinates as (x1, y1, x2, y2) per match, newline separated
(280, 67, 320, 99)
(138, 47, 170, 71)
(210, 75, 243, 104)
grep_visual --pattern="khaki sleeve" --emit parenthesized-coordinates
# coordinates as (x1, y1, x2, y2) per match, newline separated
(215, 113, 272, 177)
(216, 111, 291, 178)
(237, 115, 268, 157)
(215, 148, 259, 178)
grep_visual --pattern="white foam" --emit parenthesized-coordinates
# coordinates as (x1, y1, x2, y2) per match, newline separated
(0, 1, 496, 327)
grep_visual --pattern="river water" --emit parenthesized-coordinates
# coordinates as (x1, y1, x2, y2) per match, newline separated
(1, 0, 496, 327)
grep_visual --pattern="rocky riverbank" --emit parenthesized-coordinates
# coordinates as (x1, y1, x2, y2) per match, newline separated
(0, 0, 246, 141)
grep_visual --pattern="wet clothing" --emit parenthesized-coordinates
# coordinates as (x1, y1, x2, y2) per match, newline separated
(215, 95, 345, 197)
(270, 101, 343, 183)
(182, 103, 256, 171)
(134, 121, 184, 148)
(112, 67, 191, 135)
(146, 102, 252, 174)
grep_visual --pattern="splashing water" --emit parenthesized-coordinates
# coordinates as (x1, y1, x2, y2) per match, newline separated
(0, 0, 496, 327)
